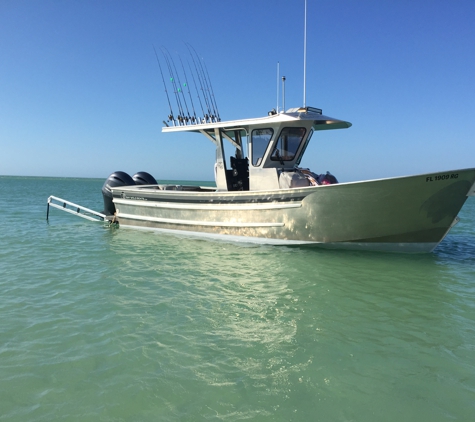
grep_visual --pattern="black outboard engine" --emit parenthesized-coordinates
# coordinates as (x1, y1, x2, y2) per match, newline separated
(132, 171, 157, 185)
(101, 171, 135, 216)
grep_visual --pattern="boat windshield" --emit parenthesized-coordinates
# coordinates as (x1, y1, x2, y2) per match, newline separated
(271, 127, 307, 162)
(251, 128, 274, 166)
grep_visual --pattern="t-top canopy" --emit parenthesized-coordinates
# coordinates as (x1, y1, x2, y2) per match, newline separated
(162, 107, 352, 134)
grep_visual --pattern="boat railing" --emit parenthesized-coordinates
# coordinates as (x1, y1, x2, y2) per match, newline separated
(46, 196, 106, 222)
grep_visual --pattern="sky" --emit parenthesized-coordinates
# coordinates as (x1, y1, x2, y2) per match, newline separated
(1, 0, 475, 183)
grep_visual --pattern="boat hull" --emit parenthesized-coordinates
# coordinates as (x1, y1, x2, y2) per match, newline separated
(111, 168, 475, 252)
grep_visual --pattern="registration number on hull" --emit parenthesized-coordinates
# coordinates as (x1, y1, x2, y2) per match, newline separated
(426, 173, 458, 182)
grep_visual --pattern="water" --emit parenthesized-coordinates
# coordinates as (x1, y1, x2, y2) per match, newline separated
(1, 176, 474, 421)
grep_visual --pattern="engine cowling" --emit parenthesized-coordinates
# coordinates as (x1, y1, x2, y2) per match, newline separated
(132, 171, 157, 185)
(101, 171, 135, 216)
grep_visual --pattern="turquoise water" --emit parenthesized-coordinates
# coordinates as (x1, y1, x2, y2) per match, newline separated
(1, 176, 474, 421)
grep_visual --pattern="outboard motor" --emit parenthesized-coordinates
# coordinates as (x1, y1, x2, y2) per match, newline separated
(132, 171, 157, 185)
(101, 171, 135, 216)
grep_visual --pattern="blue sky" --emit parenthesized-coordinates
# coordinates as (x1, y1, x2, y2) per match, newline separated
(1, 0, 474, 182)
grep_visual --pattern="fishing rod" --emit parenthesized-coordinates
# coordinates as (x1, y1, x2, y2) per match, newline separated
(153, 45, 175, 125)
(194, 49, 218, 121)
(164, 47, 192, 124)
(185, 43, 213, 122)
(187, 57, 206, 123)
(187, 44, 212, 123)
(160, 47, 185, 124)
(178, 54, 198, 124)
(161, 47, 187, 124)
(202, 58, 220, 121)
(188, 43, 218, 122)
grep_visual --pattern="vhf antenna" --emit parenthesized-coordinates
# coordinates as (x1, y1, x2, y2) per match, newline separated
(276, 62, 280, 113)
(303, 0, 307, 108)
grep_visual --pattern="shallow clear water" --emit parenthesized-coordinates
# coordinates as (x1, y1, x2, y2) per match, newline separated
(1, 176, 474, 421)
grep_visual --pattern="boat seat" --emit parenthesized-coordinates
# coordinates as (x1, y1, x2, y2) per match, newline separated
(226, 156, 249, 191)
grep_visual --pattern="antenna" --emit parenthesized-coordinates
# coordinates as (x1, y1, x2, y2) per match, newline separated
(303, 0, 307, 107)
(276, 62, 280, 113)
(282, 76, 286, 112)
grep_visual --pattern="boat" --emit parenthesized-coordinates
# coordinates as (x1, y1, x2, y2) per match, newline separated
(89, 104, 474, 253)
(47, 62, 475, 253)
(46, 1, 475, 253)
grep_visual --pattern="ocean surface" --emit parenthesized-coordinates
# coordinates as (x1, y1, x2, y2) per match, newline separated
(1, 175, 474, 422)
